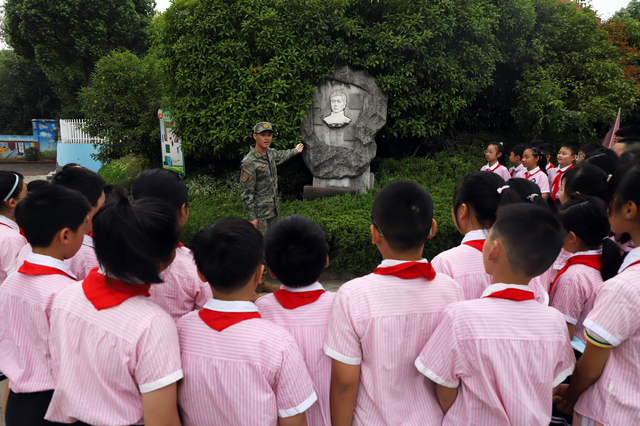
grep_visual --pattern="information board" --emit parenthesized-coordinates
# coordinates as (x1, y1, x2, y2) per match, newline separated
(159, 109, 185, 176)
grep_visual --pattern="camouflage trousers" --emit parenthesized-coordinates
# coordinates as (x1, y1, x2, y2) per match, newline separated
(257, 216, 278, 277)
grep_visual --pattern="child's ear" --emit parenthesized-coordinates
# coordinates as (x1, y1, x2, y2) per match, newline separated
(370, 224, 382, 244)
(325, 255, 330, 268)
(268, 267, 276, 278)
(623, 200, 639, 220)
(427, 218, 437, 239)
(566, 231, 578, 244)
(196, 269, 207, 283)
(58, 228, 71, 245)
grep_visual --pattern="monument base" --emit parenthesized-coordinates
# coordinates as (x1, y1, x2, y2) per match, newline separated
(312, 168, 374, 195)
(303, 186, 359, 201)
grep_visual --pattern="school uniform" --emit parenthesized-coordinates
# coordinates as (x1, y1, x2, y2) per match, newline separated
(481, 162, 511, 182)
(324, 259, 464, 426)
(256, 282, 334, 426)
(177, 298, 317, 426)
(432, 229, 491, 300)
(549, 249, 603, 347)
(0, 215, 28, 285)
(151, 245, 213, 321)
(574, 247, 640, 425)
(525, 166, 550, 194)
(45, 268, 183, 425)
(547, 163, 557, 190)
(416, 284, 576, 426)
(551, 164, 574, 200)
(0, 253, 76, 425)
(509, 164, 525, 179)
(65, 234, 99, 280)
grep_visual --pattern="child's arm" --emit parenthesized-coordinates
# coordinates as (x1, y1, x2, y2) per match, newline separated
(566, 323, 575, 340)
(141, 382, 182, 426)
(436, 384, 458, 413)
(330, 359, 361, 426)
(279, 412, 308, 426)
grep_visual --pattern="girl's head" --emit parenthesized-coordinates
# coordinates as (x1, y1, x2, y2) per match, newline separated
(509, 145, 525, 167)
(558, 194, 621, 280)
(93, 198, 179, 285)
(584, 148, 620, 176)
(558, 164, 608, 204)
(485, 142, 506, 167)
(607, 162, 640, 237)
(576, 143, 599, 165)
(522, 146, 548, 174)
(0, 171, 26, 218)
(452, 171, 519, 233)
(504, 178, 550, 209)
(131, 169, 189, 228)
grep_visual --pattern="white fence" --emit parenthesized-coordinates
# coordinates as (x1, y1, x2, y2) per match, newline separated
(59, 119, 105, 144)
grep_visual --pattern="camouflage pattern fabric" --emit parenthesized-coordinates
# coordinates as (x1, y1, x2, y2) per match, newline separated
(257, 216, 278, 277)
(240, 146, 298, 221)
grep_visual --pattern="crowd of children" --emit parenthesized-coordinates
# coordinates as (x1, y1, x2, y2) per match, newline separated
(0, 127, 638, 426)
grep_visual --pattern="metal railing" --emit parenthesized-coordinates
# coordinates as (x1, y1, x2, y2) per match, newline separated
(59, 119, 104, 144)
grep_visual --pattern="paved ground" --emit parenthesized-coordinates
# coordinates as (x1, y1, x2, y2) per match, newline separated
(0, 163, 56, 176)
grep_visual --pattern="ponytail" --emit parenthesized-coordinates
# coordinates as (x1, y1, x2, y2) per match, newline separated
(601, 238, 622, 281)
(507, 178, 550, 210)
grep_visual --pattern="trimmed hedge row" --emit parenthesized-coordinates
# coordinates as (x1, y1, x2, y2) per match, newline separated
(182, 148, 484, 275)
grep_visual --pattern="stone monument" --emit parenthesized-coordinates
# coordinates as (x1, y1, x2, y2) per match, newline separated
(301, 65, 387, 195)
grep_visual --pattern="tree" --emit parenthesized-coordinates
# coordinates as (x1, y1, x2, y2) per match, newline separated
(79, 50, 161, 165)
(614, 0, 640, 21)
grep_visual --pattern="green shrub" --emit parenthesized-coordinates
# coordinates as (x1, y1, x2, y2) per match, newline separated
(98, 154, 150, 189)
(24, 146, 40, 161)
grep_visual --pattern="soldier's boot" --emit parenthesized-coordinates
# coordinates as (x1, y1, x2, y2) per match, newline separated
(251, 292, 261, 303)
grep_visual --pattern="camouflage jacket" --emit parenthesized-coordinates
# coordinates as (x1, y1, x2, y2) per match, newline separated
(240, 146, 298, 221)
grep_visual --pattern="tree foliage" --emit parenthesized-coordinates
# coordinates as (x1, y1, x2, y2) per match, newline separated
(79, 51, 161, 164)
(614, 0, 640, 21)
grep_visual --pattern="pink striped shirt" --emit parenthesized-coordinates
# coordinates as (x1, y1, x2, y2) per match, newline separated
(151, 245, 212, 321)
(324, 259, 464, 426)
(549, 249, 604, 344)
(0, 253, 76, 393)
(256, 282, 334, 426)
(575, 248, 640, 425)
(525, 166, 550, 194)
(177, 298, 317, 426)
(547, 163, 557, 189)
(65, 234, 99, 281)
(416, 284, 575, 426)
(481, 162, 511, 181)
(509, 164, 525, 179)
(45, 271, 183, 425)
(0, 216, 27, 285)
(432, 229, 491, 300)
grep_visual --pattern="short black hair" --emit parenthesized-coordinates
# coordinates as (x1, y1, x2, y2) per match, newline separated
(104, 184, 128, 205)
(453, 172, 520, 228)
(539, 143, 555, 157)
(491, 204, 565, 277)
(62, 163, 81, 170)
(26, 180, 50, 192)
(615, 126, 640, 139)
(617, 137, 640, 146)
(578, 143, 599, 156)
(530, 140, 544, 147)
(52, 167, 106, 207)
(190, 217, 263, 293)
(372, 180, 433, 252)
(584, 148, 620, 176)
(505, 178, 550, 209)
(93, 199, 179, 284)
(14, 185, 91, 248)
(562, 164, 607, 201)
(607, 162, 640, 212)
(620, 148, 640, 165)
(265, 215, 327, 287)
(559, 142, 579, 156)
(510, 145, 525, 158)
(131, 168, 188, 210)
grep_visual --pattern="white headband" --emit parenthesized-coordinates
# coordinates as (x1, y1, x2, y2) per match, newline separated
(3, 174, 19, 202)
(497, 185, 510, 194)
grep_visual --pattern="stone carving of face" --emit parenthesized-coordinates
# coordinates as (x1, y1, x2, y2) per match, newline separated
(330, 93, 347, 113)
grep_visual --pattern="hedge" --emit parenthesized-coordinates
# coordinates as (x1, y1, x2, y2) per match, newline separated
(182, 147, 484, 275)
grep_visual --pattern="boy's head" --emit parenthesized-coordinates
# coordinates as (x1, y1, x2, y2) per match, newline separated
(371, 180, 434, 253)
(52, 167, 107, 233)
(190, 217, 264, 294)
(265, 215, 328, 288)
(509, 145, 525, 166)
(538, 143, 554, 163)
(614, 126, 640, 141)
(26, 180, 49, 192)
(15, 185, 90, 252)
(557, 142, 578, 167)
(484, 204, 565, 278)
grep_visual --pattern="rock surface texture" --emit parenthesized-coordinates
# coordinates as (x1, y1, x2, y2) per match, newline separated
(301, 65, 387, 193)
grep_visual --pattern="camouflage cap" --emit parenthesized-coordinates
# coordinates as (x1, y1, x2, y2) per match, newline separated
(253, 122, 273, 134)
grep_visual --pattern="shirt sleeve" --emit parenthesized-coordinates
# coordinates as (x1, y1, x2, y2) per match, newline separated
(552, 321, 576, 387)
(0, 234, 27, 274)
(194, 279, 213, 311)
(324, 288, 362, 365)
(240, 161, 258, 221)
(431, 254, 452, 277)
(415, 309, 466, 388)
(538, 173, 550, 194)
(583, 278, 640, 347)
(136, 314, 183, 393)
(273, 148, 298, 166)
(550, 274, 585, 325)
(275, 340, 318, 418)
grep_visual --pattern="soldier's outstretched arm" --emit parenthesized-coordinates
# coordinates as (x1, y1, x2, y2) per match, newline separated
(240, 162, 258, 221)
(274, 146, 302, 165)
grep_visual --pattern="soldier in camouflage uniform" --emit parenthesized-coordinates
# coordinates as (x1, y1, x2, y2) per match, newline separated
(241, 122, 304, 294)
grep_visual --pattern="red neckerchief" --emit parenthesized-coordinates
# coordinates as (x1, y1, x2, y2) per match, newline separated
(0, 222, 27, 240)
(199, 309, 261, 331)
(18, 261, 75, 279)
(88, 231, 93, 238)
(486, 163, 499, 173)
(484, 288, 535, 301)
(525, 169, 541, 180)
(374, 261, 436, 280)
(510, 169, 515, 177)
(274, 289, 325, 309)
(550, 254, 602, 294)
(82, 268, 151, 311)
(627, 260, 640, 270)
(178, 242, 185, 248)
(463, 240, 485, 252)
(551, 165, 574, 200)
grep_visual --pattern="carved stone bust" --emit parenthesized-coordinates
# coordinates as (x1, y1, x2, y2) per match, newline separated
(323, 91, 352, 128)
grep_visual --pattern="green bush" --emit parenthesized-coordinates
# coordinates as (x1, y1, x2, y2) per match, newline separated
(97, 154, 150, 189)
(24, 146, 40, 161)
(182, 147, 484, 275)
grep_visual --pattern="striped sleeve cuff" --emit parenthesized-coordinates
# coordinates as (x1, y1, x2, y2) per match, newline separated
(584, 319, 620, 347)
(139, 369, 184, 394)
(563, 314, 578, 325)
(584, 329, 614, 348)
(323, 343, 361, 365)
(553, 364, 575, 388)
(414, 358, 458, 389)
(278, 392, 317, 418)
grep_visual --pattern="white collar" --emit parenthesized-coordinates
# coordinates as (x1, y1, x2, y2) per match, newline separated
(487, 161, 500, 171)
(559, 164, 573, 172)
(514, 164, 523, 171)
(546, 163, 554, 170)
(97, 266, 144, 284)
(27, 252, 77, 279)
(83, 234, 93, 248)
(461, 229, 490, 244)
(526, 166, 541, 175)
(280, 282, 324, 293)
(569, 249, 602, 258)
(204, 298, 259, 313)
(481, 283, 534, 298)
(0, 215, 19, 232)
(378, 258, 429, 268)
(619, 246, 640, 273)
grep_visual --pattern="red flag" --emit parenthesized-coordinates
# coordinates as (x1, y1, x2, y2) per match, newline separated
(602, 108, 621, 149)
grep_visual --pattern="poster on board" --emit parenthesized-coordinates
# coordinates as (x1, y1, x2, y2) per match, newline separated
(159, 109, 185, 176)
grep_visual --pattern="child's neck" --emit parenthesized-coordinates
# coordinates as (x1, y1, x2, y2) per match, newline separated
(491, 268, 531, 286)
(0, 211, 15, 221)
(558, 161, 573, 169)
(379, 246, 424, 261)
(511, 161, 521, 168)
(526, 164, 538, 171)
(31, 246, 65, 262)
(488, 160, 498, 167)
(214, 287, 255, 303)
